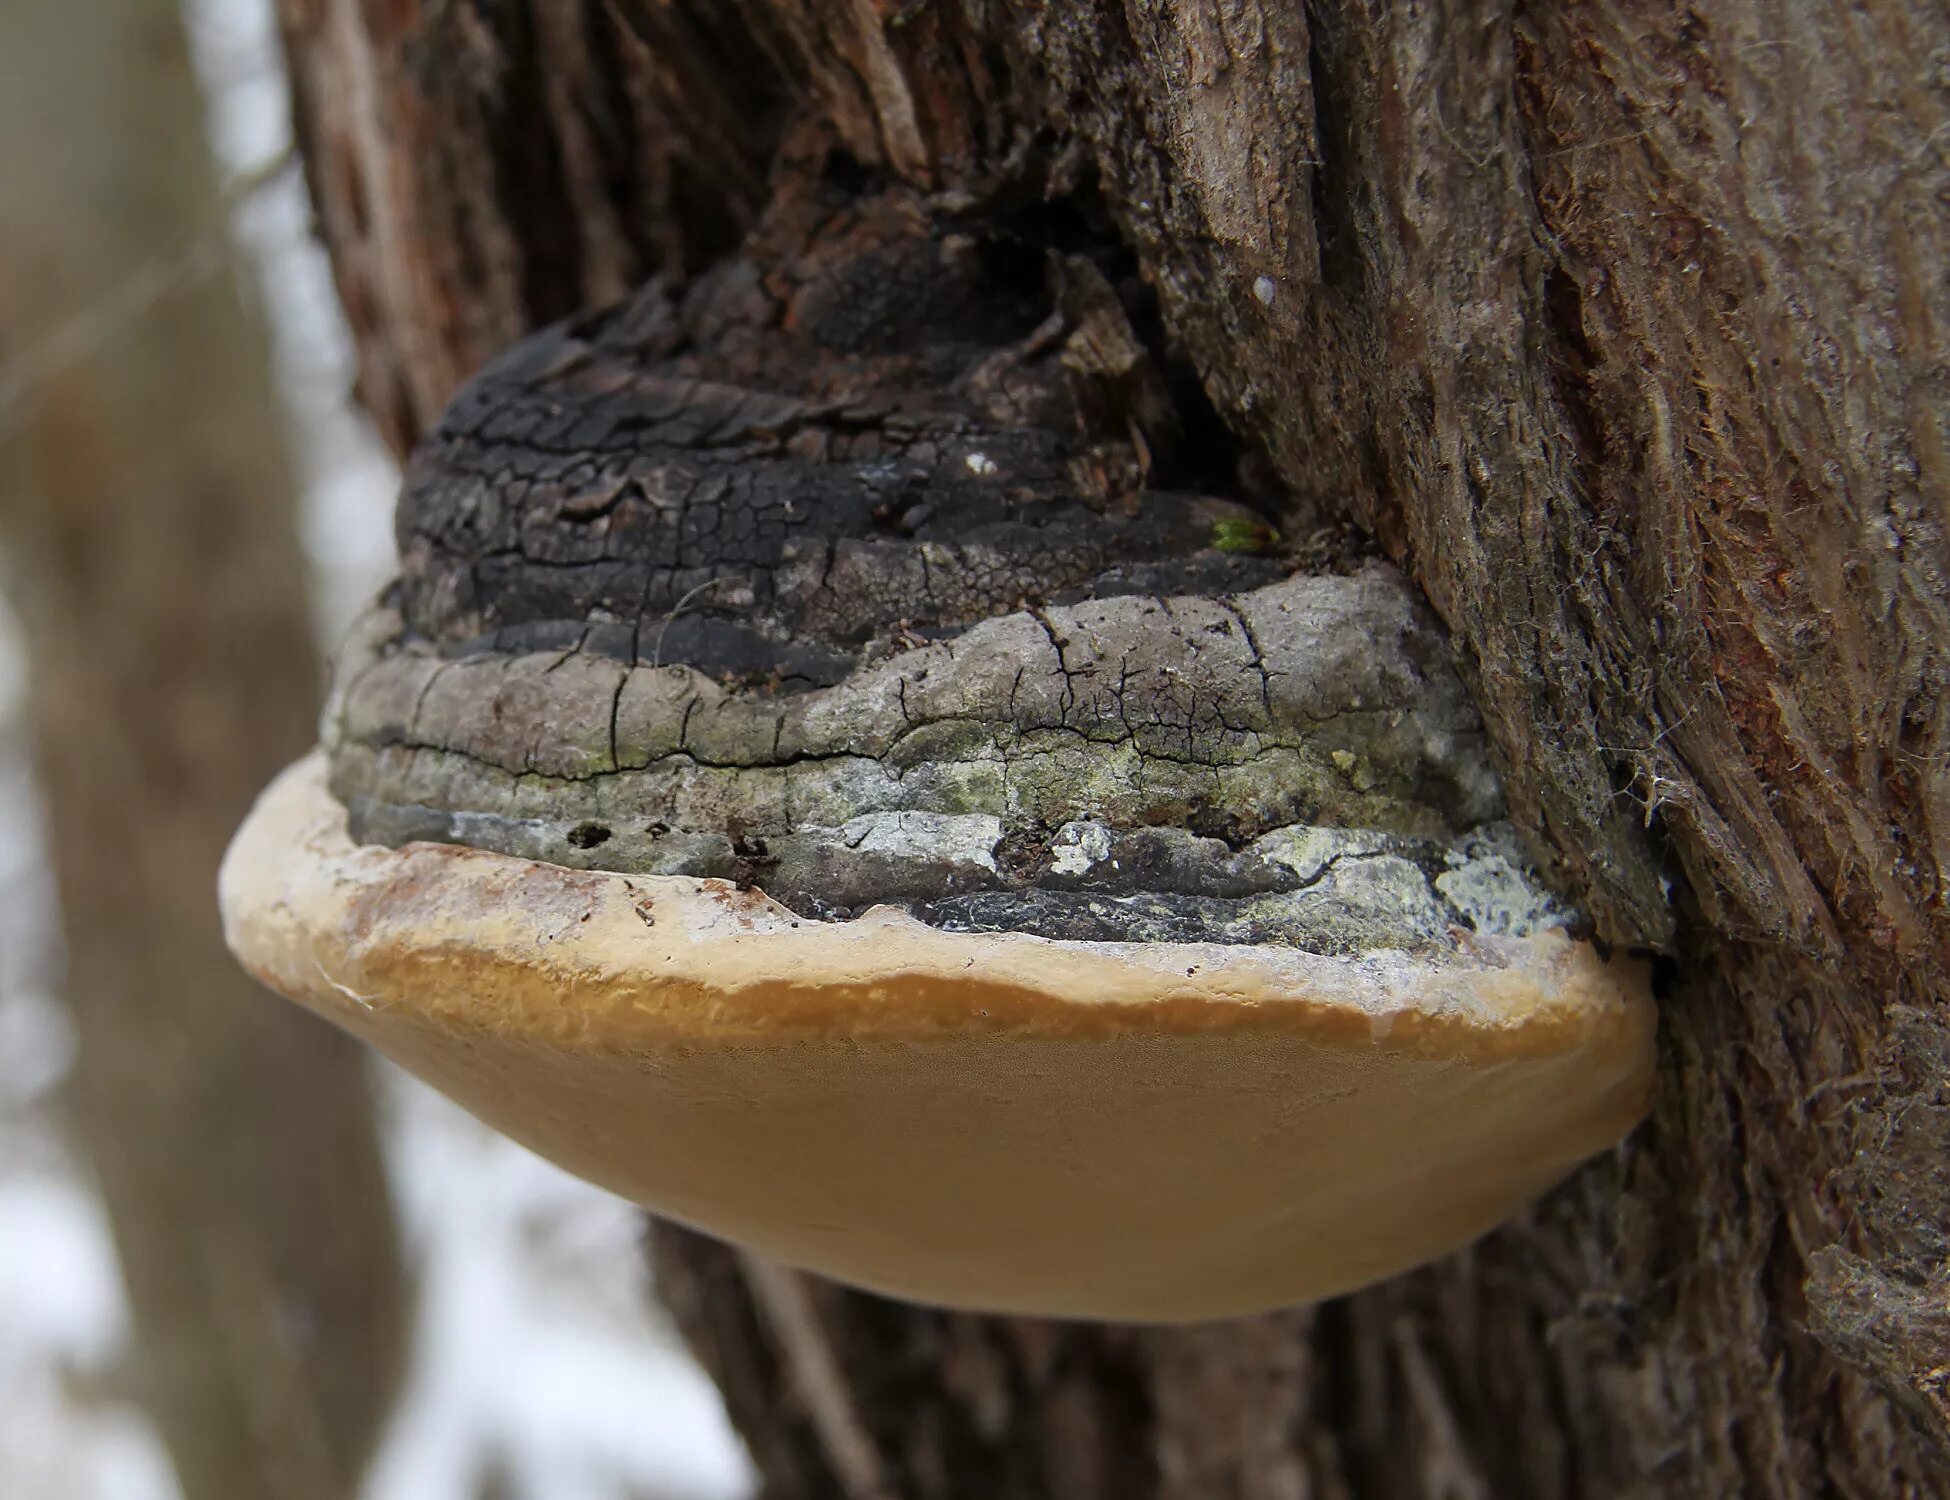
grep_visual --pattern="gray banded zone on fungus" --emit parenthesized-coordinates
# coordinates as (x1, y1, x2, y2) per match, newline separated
(326, 570, 1578, 953)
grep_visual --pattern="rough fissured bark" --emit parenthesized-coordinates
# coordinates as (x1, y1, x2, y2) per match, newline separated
(278, 1, 1949, 1495)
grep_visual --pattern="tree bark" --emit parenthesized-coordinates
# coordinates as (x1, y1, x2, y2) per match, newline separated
(0, 3, 405, 1495)
(276, 1, 1949, 1495)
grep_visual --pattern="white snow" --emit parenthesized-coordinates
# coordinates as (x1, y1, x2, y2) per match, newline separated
(360, 1081, 753, 1500)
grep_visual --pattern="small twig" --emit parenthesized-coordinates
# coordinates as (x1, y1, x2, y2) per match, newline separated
(1542, 129, 1655, 160)
(1392, 1318, 1492, 1500)
(1430, 111, 1496, 172)
(1904, 120, 1950, 173)
(650, 574, 740, 668)
(0, 146, 299, 435)
(312, 958, 382, 1011)
(737, 1250, 896, 1500)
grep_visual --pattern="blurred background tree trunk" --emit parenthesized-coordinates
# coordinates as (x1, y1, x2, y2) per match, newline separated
(0, 2, 405, 1497)
(271, 2, 1948, 1496)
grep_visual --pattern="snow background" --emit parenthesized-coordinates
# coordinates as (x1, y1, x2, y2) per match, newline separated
(0, 2, 754, 1495)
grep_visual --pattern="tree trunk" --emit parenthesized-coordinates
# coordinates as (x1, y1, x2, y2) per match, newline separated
(275, 1, 1949, 1495)
(0, 3, 405, 1496)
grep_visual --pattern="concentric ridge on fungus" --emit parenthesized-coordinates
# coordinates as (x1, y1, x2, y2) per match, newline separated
(326, 569, 1572, 954)
(323, 186, 1577, 959)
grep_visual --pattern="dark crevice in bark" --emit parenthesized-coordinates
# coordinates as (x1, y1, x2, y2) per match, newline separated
(452, 2, 588, 325)
(1538, 269, 1602, 488)
(577, 0, 656, 268)
(1301, 0, 1359, 293)
(957, 169, 1263, 507)
(603, 0, 795, 276)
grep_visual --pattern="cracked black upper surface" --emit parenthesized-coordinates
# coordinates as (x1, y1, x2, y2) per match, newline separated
(333, 183, 1564, 952)
(395, 192, 1281, 685)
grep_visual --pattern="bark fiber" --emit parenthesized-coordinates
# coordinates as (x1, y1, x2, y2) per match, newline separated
(279, 1, 1950, 1494)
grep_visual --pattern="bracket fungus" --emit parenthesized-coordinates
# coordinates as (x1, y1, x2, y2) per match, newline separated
(221, 181, 1655, 1321)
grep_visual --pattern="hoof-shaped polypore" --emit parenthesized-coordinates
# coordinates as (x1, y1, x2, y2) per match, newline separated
(226, 202, 1654, 1318)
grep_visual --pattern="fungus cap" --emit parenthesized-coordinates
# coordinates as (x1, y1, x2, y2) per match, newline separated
(223, 753, 1655, 1322)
